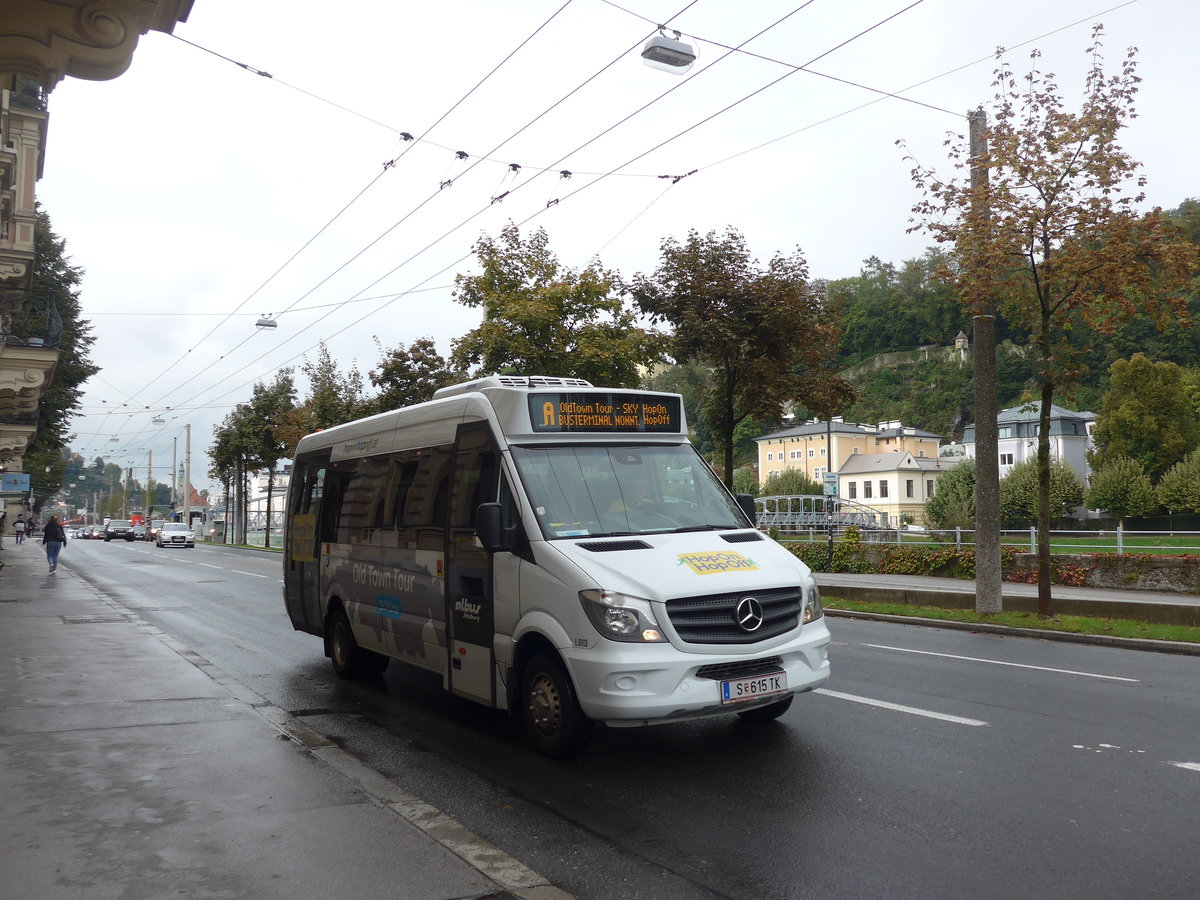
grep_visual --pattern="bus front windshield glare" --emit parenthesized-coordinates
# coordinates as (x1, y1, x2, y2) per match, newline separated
(510, 444, 748, 539)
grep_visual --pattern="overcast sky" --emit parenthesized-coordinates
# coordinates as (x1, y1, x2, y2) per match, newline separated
(35, 0, 1197, 492)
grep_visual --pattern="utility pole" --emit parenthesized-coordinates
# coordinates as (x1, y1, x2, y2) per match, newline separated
(183, 424, 192, 533)
(826, 416, 834, 570)
(969, 108, 1002, 615)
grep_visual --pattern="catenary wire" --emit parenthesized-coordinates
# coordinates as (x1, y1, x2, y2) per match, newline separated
(142, 1, 707, 413)
(82, 1, 1129, 453)
(159, 1, 922, 415)
(132, 0, 580, 407)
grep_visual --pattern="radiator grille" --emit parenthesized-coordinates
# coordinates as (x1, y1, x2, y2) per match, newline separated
(666, 587, 802, 644)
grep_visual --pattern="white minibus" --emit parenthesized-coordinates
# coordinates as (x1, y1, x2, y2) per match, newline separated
(283, 375, 830, 756)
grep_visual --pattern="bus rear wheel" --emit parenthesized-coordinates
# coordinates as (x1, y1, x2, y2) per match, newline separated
(521, 654, 593, 758)
(329, 608, 389, 679)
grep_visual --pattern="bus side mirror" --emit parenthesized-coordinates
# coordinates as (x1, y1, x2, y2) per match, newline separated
(476, 502, 507, 553)
(736, 494, 758, 525)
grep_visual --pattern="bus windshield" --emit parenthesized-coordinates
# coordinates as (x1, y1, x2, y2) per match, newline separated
(510, 443, 749, 539)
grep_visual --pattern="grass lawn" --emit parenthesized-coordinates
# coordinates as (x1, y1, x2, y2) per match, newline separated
(823, 597, 1200, 644)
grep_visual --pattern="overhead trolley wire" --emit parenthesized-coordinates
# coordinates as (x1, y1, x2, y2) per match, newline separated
(147, 1, 707, 415)
(134, 0, 580, 408)
(83, 0, 1142, 454)
(161, 0, 923, 415)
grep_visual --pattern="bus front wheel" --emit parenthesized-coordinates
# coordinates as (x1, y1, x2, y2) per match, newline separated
(329, 608, 389, 679)
(521, 654, 593, 758)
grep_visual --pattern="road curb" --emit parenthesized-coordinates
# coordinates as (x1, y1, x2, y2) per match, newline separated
(825, 607, 1200, 656)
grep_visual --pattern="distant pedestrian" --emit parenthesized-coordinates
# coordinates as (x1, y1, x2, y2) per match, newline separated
(42, 515, 67, 574)
(13, 515, 26, 544)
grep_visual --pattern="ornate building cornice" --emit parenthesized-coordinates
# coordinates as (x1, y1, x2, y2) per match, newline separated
(0, 1, 194, 91)
(0, 350, 54, 415)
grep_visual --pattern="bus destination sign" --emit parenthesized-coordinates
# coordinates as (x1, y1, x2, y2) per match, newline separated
(530, 393, 683, 433)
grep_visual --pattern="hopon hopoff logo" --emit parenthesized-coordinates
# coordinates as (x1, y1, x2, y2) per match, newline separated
(677, 551, 759, 575)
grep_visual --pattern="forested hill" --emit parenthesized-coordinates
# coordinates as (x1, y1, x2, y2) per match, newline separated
(825, 199, 1200, 439)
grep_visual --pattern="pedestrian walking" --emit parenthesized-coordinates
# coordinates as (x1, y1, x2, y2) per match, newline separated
(13, 515, 26, 544)
(41, 515, 67, 574)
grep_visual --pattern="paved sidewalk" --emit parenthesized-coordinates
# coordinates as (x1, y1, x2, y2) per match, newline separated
(0, 541, 570, 900)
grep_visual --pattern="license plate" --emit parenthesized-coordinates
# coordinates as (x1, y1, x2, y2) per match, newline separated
(720, 672, 787, 704)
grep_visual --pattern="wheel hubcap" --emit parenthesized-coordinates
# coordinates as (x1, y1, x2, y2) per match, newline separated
(528, 673, 561, 737)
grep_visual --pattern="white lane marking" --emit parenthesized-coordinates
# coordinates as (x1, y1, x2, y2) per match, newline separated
(1170, 762, 1200, 773)
(861, 643, 1140, 682)
(815, 688, 988, 726)
(199, 563, 224, 570)
(231, 569, 268, 578)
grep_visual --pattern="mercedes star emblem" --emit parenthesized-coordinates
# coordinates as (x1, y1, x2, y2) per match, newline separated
(734, 596, 764, 632)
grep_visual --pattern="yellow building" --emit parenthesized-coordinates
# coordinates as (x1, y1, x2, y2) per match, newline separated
(836, 450, 956, 528)
(756, 418, 943, 486)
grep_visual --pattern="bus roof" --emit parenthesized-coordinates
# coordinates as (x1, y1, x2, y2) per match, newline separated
(294, 376, 689, 462)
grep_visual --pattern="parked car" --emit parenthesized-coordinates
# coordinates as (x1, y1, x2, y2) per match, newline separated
(156, 522, 195, 548)
(104, 520, 135, 542)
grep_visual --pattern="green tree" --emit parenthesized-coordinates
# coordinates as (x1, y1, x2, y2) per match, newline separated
(730, 467, 760, 497)
(925, 458, 976, 530)
(244, 370, 297, 549)
(906, 31, 1199, 613)
(17, 207, 100, 511)
(451, 223, 660, 385)
(641, 360, 714, 454)
(632, 226, 852, 487)
(999, 459, 1085, 526)
(277, 343, 367, 451)
(368, 337, 463, 414)
(760, 468, 822, 497)
(1090, 354, 1200, 481)
(1084, 456, 1157, 525)
(1157, 449, 1200, 514)
(209, 404, 258, 543)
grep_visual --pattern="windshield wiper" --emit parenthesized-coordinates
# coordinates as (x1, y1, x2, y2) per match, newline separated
(671, 524, 735, 533)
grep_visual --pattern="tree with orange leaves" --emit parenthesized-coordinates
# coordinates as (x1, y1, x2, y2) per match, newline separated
(904, 28, 1199, 615)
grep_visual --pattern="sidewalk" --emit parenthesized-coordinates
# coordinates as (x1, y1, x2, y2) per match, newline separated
(0, 541, 570, 900)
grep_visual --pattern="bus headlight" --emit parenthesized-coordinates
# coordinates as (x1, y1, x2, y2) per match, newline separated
(579, 589, 667, 642)
(803, 583, 824, 623)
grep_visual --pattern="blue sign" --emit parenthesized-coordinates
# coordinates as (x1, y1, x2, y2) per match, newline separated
(1, 473, 31, 492)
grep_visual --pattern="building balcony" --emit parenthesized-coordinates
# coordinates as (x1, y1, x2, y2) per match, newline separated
(1, 287, 61, 349)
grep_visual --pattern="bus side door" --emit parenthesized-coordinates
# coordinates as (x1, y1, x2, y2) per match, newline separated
(284, 452, 328, 634)
(445, 421, 500, 705)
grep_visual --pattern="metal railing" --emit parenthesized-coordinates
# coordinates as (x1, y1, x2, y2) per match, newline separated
(755, 494, 882, 532)
(773, 526, 1200, 556)
(0, 288, 62, 348)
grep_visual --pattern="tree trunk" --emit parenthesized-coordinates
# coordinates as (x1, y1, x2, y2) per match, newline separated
(722, 370, 736, 489)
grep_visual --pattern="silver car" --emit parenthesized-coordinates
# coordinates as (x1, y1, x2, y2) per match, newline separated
(155, 522, 195, 548)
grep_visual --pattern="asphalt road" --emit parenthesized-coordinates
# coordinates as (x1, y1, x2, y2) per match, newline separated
(69, 539, 1200, 899)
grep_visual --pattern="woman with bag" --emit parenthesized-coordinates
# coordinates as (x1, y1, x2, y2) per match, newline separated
(42, 515, 67, 574)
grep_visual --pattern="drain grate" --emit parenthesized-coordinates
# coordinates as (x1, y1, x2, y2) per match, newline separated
(61, 615, 130, 625)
